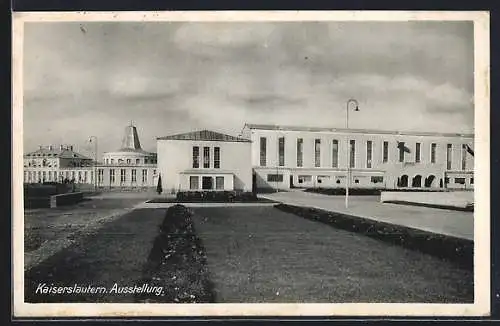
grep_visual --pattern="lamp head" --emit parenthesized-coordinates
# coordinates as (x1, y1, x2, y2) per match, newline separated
(354, 106, 360, 112)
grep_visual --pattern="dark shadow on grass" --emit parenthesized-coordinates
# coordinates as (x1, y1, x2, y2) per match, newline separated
(275, 204, 473, 271)
(135, 204, 216, 303)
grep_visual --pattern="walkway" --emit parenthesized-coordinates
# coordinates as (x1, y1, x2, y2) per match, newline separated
(191, 206, 473, 303)
(259, 191, 474, 240)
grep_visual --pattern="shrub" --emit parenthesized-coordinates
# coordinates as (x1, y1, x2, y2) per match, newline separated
(175, 191, 257, 202)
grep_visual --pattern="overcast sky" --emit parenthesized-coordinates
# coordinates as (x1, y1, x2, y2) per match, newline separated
(23, 21, 474, 157)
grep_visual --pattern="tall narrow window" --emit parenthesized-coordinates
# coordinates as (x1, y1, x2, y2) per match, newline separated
(399, 142, 405, 162)
(383, 141, 388, 163)
(214, 147, 220, 169)
(110, 169, 115, 183)
(431, 143, 437, 163)
(366, 140, 372, 168)
(349, 140, 356, 168)
(314, 139, 321, 167)
(260, 137, 267, 167)
(447, 144, 452, 170)
(461, 144, 467, 170)
(131, 169, 137, 182)
(120, 169, 126, 182)
(192, 146, 199, 168)
(278, 137, 285, 167)
(332, 139, 339, 168)
(215, 176, 224, 190)
(415, 143, 421, 163)
(296, 138, 303, 167)
(190, 176, 199, 190)
(98, 169, 104, 183)
(203, 147, 210, 168)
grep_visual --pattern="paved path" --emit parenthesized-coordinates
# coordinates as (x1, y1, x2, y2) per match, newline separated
(259, 191, 474, 240)
(191, 206, 473, 303)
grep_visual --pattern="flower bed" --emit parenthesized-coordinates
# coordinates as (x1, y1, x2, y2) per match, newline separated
(275, 203, 473, 271)
(305, 188, 448, 196)
(174, 191, 258, 203)
(135, 205, 215, 303)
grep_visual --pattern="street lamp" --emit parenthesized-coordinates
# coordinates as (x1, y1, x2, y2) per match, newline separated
(345, 99, 359, 209)
(89, 136, 98, 191)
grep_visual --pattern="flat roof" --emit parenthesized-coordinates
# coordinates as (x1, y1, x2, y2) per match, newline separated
(158, 130, 251, 142)
(244, 123, 474, 138)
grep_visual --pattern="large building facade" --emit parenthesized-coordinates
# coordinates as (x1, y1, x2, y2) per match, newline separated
(23, 145, 95, 184)
(241, 124, 474, 191)
(96, 124, 158, 189)
(157, 130, 252, 193)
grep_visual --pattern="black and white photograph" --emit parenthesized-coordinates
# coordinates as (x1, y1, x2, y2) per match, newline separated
(12, 11, 490, 317)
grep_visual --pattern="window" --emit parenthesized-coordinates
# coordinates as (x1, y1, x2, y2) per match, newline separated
(446, 144, 452, 170)
(202, 176, 213, 190)
(110, 169, 115, 183)
(190, 176, 199, 190)
(296, 138, 303, 167)
(399, 142, 405, 163)
(298, 175, 312, 183)
(98, 169, 104, 183)
(470, 177, 474, 185)
(260, 137, 267, 167)
(214, 147, 220, 169)
(120, 169, 126, 183)
(127, 159, 131, 164)
(84, 171, 88, 182)
(192, 146, 200, 168)
(42, 171, 46, 182)
(461, 144, 467, 170)
(144, 159, 148, 164)
(332, 140, 338, 168)
(371, 176, 384, 184)
(455, 177, 466, 184)
(136, 159, 140, 164)
(78, 171, 82, 182)
(431, 143, 437, 163)
(314, 139, 321, 167)
(111, 159, 114, 164)
(142, 169, 147, 183)
(267, 174, 283, 182)
(215, 176, 224, 190)
(349, 140, 356, 168)
(72, 171, 75, 180)
(278, 137, 285, 166)
(203, 147, 210, 168)
(366, 141, 372, 168)
(415, 143, 421, 163)
(131, 169, 137, 182)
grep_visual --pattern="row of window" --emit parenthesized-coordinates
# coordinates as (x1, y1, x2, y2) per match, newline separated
(260, 137, 470, 170)
(25, 170, 93, 183)
(99, 168, 156, 184)
(192, 146, 221, 169)
(266, 173, 384, 185)
(104, 158, 157, 165)
(189, 175, 225, 190)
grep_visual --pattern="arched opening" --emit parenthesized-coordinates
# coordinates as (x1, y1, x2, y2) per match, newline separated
(424, 175, 436, 188)
(412, 175, 422, 188)
(399, 175, 409, 188)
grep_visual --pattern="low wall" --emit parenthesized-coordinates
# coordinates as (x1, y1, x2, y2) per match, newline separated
(50, 192, 84, 208)
(381, 191, 474, 209)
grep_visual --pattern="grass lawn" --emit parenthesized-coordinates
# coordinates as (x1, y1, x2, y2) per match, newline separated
(25, 208, 166, 303)
(191, 206, 473, 303)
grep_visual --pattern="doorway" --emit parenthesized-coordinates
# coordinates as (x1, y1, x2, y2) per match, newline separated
(290, 175, 294, 188)
(202, 176, 213, 190)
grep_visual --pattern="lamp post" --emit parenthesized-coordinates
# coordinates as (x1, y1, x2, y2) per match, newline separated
(89, 136, 98, 191)
(345, 99, 359, 209)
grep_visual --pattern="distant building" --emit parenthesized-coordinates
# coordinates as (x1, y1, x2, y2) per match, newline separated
(23, 145, 94, 184)
(96, 124, 158, 189)
(156, 130, 253, 193)
(241, 124, 474, 191)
